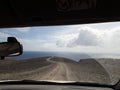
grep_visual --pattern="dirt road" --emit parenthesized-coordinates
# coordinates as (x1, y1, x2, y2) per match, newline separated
(39, 57, 111, 83)
(0, 57, 111, 84)
(41, 57, 71, 80)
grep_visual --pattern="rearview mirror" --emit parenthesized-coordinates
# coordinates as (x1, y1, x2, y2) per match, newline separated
(0, 37, 23, 60)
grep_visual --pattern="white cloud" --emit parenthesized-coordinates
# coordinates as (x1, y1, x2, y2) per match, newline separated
(0, 32, 11, 42)
(56, 26, 102, 47)
(9, 23, 120, 54)
(0, 32, 10, 38)
(15, 27, 31, 33)
(73, 29, 100, 46)
(103, 28, 120, 48)
(54, 25, 120, 53)
(19, 38, 58, 51)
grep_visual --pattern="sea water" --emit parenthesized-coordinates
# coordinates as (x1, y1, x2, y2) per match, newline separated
(10, 51, 120, 61)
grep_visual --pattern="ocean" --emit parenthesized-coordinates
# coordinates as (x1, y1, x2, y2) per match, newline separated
(10, 51, 120, 61)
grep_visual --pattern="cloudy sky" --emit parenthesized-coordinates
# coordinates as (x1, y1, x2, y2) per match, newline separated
(0, 22, 120, 54)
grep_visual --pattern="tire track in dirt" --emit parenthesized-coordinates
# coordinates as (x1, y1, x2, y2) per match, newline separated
(41, 57, 69, 80)
(41, 57, 81, 81)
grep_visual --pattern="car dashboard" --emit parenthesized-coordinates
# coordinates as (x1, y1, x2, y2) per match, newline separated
(0, 85, 113, 90)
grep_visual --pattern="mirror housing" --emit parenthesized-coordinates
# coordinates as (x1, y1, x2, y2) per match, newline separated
(0, 37, 23, 60)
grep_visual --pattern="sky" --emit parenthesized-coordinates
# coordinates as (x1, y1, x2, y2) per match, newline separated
(0, 21, 120, 54)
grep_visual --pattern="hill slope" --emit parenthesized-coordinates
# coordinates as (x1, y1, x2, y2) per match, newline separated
(95, 58, 120, 84)
(0, 57, 112, 84)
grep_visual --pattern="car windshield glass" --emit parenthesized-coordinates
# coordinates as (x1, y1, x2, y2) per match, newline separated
(0, 22, 120, 85)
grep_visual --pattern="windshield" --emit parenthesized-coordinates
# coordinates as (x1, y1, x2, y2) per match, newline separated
(0, 22, 120, 85)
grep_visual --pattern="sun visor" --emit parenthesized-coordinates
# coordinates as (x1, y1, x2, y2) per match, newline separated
(0, 0, 120, 27)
